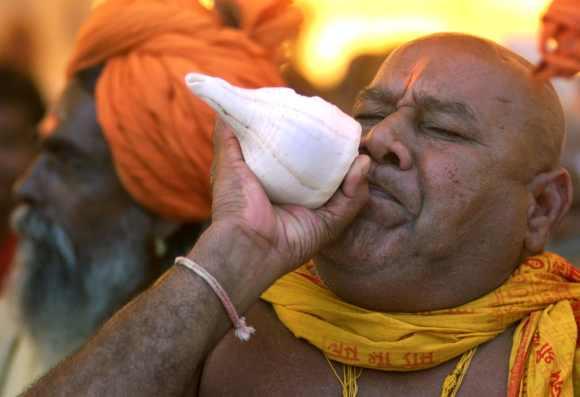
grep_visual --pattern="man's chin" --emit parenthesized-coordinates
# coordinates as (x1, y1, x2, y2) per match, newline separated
(317, 219, 406, 277)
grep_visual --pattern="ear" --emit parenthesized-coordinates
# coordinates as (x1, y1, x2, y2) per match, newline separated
(525, 167, 573, 253)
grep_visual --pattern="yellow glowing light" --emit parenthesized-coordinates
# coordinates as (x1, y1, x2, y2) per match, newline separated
(199, 0, 215, 10)
(293, 0, 552, 89)
(90, 0, 108, 9)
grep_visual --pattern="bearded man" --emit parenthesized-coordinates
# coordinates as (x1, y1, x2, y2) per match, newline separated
(23, 33, 579, 396)
(0, 1, 301, 396)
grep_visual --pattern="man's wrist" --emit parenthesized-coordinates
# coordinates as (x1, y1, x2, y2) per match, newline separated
(185, 222, 281, 312)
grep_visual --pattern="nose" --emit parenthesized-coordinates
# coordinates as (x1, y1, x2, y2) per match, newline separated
(13, 159, 44, 206)
(360, 120, 413, 170)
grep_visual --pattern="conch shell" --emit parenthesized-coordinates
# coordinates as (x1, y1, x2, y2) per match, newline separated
(185, 73, 361, 208)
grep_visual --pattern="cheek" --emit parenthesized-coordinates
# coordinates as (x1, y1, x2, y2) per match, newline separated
(60, 190, 145, 264)
(416, 156, 496, 247)
(418, 154, 528, 255)
(37, 165, 137, 247)
(68, 185, 136, 235)
(424, 161, 483, 217)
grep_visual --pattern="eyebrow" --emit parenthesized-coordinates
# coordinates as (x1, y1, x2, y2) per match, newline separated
(355, 87, 397, 106)
(356, 87, 478, 124)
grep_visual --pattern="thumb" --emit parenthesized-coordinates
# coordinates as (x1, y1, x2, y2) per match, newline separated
(213, 117, 244, 167)
(315, 155, 371, 241)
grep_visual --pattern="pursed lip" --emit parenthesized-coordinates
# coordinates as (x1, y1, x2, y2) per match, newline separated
(367, 178, 404, 207)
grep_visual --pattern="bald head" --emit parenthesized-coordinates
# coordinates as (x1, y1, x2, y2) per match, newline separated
(392, 33, 566, 174)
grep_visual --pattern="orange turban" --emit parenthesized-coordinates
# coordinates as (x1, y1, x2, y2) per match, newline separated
(66, 0, 302, 221)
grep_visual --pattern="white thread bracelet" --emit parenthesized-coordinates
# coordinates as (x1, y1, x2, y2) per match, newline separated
(175, 256, 255, 341)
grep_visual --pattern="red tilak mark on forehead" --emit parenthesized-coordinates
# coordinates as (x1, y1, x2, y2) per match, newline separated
(403, 59, 430, 95)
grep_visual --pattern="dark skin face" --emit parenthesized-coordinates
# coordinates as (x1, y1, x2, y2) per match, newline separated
(315, 35, 570, 313)
(15, 79, 156, 266)
(0, 104, 37, 237)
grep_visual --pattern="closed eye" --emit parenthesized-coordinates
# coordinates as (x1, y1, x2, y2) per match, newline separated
(42, 137, 90, 174)
(421, 125, 465, 141)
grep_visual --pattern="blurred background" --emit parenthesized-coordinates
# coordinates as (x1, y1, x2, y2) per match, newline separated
(0, 0, 569, 102)
(0, 0, 571, 101)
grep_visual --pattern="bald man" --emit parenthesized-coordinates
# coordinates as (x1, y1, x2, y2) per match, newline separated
(24, 33, 577, 397)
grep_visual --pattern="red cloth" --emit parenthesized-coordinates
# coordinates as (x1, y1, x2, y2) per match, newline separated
(0, 234, 17, 292)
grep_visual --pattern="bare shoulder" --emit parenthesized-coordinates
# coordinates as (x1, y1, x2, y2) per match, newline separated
(198, 300, 514, 396)
(198, 300, 339, 396)
(460, 324, 514, 395)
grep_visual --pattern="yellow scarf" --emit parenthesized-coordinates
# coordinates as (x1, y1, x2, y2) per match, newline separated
(261, 252, 580, 396)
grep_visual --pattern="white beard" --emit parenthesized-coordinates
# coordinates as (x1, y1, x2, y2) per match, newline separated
(5, 204, 154, 368)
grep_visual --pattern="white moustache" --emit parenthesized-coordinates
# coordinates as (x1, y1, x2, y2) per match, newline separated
(10, 204, 76, 270)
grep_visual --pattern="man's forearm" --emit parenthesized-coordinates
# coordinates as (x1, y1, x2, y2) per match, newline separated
(23, 226, 274, 396)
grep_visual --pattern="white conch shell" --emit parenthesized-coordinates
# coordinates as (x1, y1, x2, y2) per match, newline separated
(185, 73, 361, 208)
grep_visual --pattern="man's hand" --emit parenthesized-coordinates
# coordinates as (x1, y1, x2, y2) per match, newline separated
(201, 118, 370, 280)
